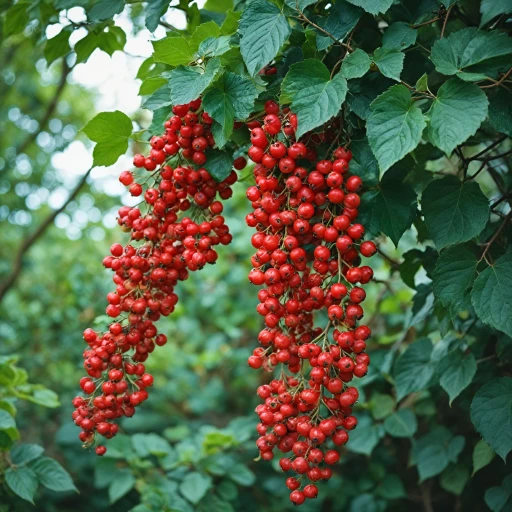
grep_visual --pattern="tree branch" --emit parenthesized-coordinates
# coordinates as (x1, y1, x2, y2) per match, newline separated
(0, 168, 93, 303)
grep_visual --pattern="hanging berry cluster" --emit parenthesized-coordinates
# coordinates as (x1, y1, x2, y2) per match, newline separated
(72, 99, 237, 456)
(245, 101, 376, 505)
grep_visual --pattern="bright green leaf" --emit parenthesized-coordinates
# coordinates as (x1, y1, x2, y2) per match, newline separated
(190, 21, 221, 51)
(341, 49, 371, 80)
(221, 10, 241, 36)
(472, 440, 495, 475)
(44, 29, 71, 65)
(373, 48, 405, 81)
(281, 60, 347, 137)
(152, 36, 194, 66)
(3, 2, 30, 38)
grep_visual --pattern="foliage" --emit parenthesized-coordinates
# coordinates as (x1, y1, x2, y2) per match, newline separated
(0, 0, 511, 511)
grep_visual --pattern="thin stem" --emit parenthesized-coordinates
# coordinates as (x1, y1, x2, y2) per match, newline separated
(440, 4, 453, 39)
(479, 210, 512, 262)
(481, 67, 512, 89)
(412, 17, 440, 29)
(467, 136, 507, 161)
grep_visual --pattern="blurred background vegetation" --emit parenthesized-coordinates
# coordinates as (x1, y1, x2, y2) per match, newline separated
(0, 1, 511, 512)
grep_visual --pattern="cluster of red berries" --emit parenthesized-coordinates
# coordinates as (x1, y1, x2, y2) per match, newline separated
(245, 101, 376, 505)
(72, 99, 238, 455)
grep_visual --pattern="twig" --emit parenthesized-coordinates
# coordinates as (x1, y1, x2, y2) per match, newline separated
(481, 67, 512, 89)
(480, 210, 512, 262)
(420, 482, 434, 512)
(377, 247, 400, 269)
(412, 17, 440, 29)
(440, 5, 453, 39)
(0, 168, 93, 303)
(467, 136, 507, 161)
(474, 149, 512, 162)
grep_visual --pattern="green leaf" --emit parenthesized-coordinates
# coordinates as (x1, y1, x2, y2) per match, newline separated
(198, 36, 231, 58)
(139, 76, 167, 96)
(432, 245, 479, 314)
(415, 73, 429, 92)
(203, 72, 259, 147)
(430, 28, 512, 81)
(190, 21, 222, 52)
(75, 27, 127, 63)
(376, 474, 406, 499)
(131, 433, 173, 457)
(108, 469, 135, 503)
(427, 79, 488, 155)
(358, 166, 417, 247)
(228, 464, 256, 486)
(347, 415, 384, 455)
(421, 176, 489, 250)
(44, 29, 71, 65)
(341, 49, 371, 80)
(367, 84, 426, 173)
(394, 338, 435, 401)
(316, 0, 362, 51)
(88, 0, 124, 21)
(239, 0, 291, 76)
(3, 2, 30, 38)
(203, 149, 233, 182)
(384, 409, 417, 438)
(145, 0, 170, 32)
(31, 456, 77, 493)
(485, 475, 512, 512)
(345, 0, 393, 15)
(472, 440, 495, 475)
(281, 60, 347, 137)
(417, 444, 449, 481)
(5, 467, 38, 504)
(382, 22, 417, 50)
(11, 444, 44, 466)
(350, 138, 379, 187)
(471, 377, 512, 461)
(284, 0, 316, 9)
(488, 88, 512, 137)
(0, 409, 16, 430)
(373, 48, 405, 81)
(347, 73, 394, 120)
(448, 436, 465, 463)
(169, 59, 221, 106)
(221, 10, 241, 36)
(180, 472, 212, 504)
(152, 36, 194, 66)
(205, 0, 233, 12)
(440, 464, 470, 495)
(440, 352, 477, 405)
(480, 0, 512, 26)
(472, 253, 512, 338)
(369, 393, 395, 420)
(142, 83, 172, 110)
(82, 110, 132, 167)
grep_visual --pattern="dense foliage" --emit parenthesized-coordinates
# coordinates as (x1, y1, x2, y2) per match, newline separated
(0, 0, 511, 511)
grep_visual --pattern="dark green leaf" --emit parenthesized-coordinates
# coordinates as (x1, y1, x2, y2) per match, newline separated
(471, 377, 512, 461)
(384, 409, 417, 437)
(373, 48, 405, 81)
(488, 88, 512, 137)
(284, 0, 316, 10)
(75, 27, 127, 63)
(376, 474, 406, 499)
(485, 474, 512, 512)
(471, 253, 512, 338)
(341, 49, 371, 80)
(44, 29, 71, 65)
(204, 149, 233, 182)
(358, 166, 417, 246)
(131, 433, 173, 457)
(239, 0, 291, 76)
(417, 444, 449, 481)
(31, 456, 77, 492)
(281, 60, 347, 137)
(440, 464, 469, 495)
(394, 338, 435, 400)
(88, 0, 124, 21)
(316, 0, 363, 51)
(347, 416, 384, 455)
(108, 469, 135, 503)
(180, 472, 212, 504)
(440, 352, 477, 405)
(5, 467, 37, 504)
(480, 0, 512, 26)
(229, 464, 256, 486)
(350, 138, 379, 187)
(382, 22, 417, 50)
(427, 79, 488, 154)
(432, 245, 479, 314)
(0, 409, 16, 430)
(472, 439, 495, 475)
(347, 73, 394, 120)
(3, 2, 30, 38)
(142, 83, 172, 110)
(145, 0, 170, 32)
(367, 84, 426, 172)
(345, 0, 393, 15)
(10, 444, 44, 466)
(421, 176, 489, 250)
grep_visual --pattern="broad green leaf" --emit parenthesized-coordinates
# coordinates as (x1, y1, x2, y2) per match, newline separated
(472, 253, 512, 338)
(11, 444, 44, 465)
(180, 472, 212, 504)
(471, 377, 512, 461)
(316, 0, 363, 51)
(190, 21, 222, 51)
(284, 0, 316, 9)
(384, 409, 417, 438)
(485, 475, 512, 512)
(346, 0, 393, 15)
(169, 59, 221, 106)
(204, 149, 234, 182)
(152, 36, 194, 66)
(480, 0, 512, 26)
(472, 440, 495, 475)
(108, 469, 135, 503)
(373, 48, 404, 81)
(432, 245, 479, 314)
(221, 10, 242, 36)
(139, 76, 167, 96)
(281, 60, 347, 137)
(350, 138, 379, 186)
(417, 444, 449, 481)
(440, 464, 470, 495)
(239, 0, 291, 76)
(229, 464, 256, 486)
(145, 0, 170, 32)
(400, 247, 436, 289)
(3, 2, 30, 38)
(347, 73, 394, 120)
(376, 474, 406, 499)
(415, 73, 429, 92)
(142, 83, 172, 110)
(367, 84, 426, 172)
(430, 28, 512, 81)
(203, 72, 259, 147)
(131, 433, 173, 457)
(394, 338, 435, 401)
(341, 49, 371, 80)
(31, 457, 77, 492)
(427, 79, 488, 155)
(347, 417, 384, 455)
(488, 88, 512, 137)
(369, 393, 395, 420)
(88, 0, 124, 21)
(103, 434, 132, 459)
(440, 352, 477, 405)
(358, 166, 417, 246)
(44, 29, 71, 65)
(205, 0, 233, 11)
(5, 467, 38, 503)
(382, 22, 417, 50)
(421, 176, 489, 250)
(448, 436, 465, 463)
(82, 110, 132, 167)
(198, 36, 231, 58)
(0, 409, 16, 430)
(75, 26, 127, 63)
